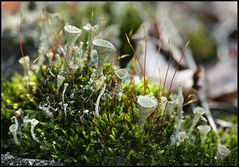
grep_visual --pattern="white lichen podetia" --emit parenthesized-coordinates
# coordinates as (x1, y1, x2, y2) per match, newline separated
(170, 117, 185, 146)
(166, 85, 184, 115)
(70, 46, 81, 70)
(30, 118, 40, 143)
(92, 39, 116, 80)
(115, 68, 129, 81)
(62, 83, 69, 105)
(23, 115, 32, 124)
(83, 23, 99, 61)
(46, 51, 54, 66)
(115, 68, 129, 90)
(95, 84, 106, 117)
(197, 125, 211, 145)
(176, 131, 187, 146)
(188, 107, 205, 137)
(18, 56, 30, 75)
(167, 86, 185, 146)
(64, 25, 82, 62)
(137, 95, 158, 129)
(18, 56, 31, 91)
(22, 116, 41, 143)
(9, 116, 20, 146)
(55, 54, 62, 67)
(63, 103, 68, 117)
(217, 143, 231, 161)
(56, 75, 65, 94)
(159, 96, 167, 117)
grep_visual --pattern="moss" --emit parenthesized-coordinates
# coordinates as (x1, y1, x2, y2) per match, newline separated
(1, 21, 237, 166)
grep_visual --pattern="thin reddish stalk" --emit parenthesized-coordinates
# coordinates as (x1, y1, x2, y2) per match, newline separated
(159, 40, 173, 116)
(157, 67, 161, 97)
(156, 34, 162, 97)
(168, 39, 190, 95)
(17, 14, 29, 74)
(128, 68, 135, 97)
(168, 52, 184, 95)
(87, 11, 94, 59)
(125, 33, 147, 88)
(47, 14, 64, 64)
(50, 36, 62, 54)
(127, 47, 141, 97)
(15, 14, 29, 94)
(162, 39, 172, 96)
(143, 26, 147, 94)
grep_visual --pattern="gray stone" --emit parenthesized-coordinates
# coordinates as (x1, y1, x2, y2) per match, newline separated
(1, 152, 62, 166)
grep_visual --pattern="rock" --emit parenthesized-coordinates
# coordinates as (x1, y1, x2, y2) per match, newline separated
(1, 152, 61, 166)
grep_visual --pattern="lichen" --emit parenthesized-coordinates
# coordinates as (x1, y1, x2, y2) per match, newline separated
(1, 16, 237, 166)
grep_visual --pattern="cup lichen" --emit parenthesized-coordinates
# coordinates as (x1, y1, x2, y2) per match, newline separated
(137, 95, 158, 129)
(92, 39, 116, 79)
(197, 125, 211, 145)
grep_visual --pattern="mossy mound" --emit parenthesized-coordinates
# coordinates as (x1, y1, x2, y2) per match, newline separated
(1, 21, 237, 165)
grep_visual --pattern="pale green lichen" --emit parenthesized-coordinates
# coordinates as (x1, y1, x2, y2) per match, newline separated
(18, 56, 30, 73)
(9, 116, 20, 146)
(30, 118, 40, 143)
(64, 25, 82, 64)
(2, 16, 237, 166)
(217, 143, 231, 162)
(56, 75, 65, 94)
(197, 125, 211, 145)
(137, 95, 158, 129)
(176, 131, 187, 146)
(92, 39, 116, 79)
(188, 107, 205, 137)
(63, 103, 68, 117)
(95, 83, 106, 117)
(62, 83, 69, 105)
(115, 68, 129, 81)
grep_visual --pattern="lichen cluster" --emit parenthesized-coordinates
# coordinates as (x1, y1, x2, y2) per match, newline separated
(1, 15, 237, 165)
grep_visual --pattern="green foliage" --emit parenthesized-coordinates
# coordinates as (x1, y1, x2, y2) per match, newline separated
(1, 19, 237, 166)
(188, 27, 217, 63)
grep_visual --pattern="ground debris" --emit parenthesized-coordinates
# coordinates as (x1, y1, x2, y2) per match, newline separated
(1, 152, 61, 166)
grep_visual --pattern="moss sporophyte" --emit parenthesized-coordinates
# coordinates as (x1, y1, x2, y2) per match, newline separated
(2, 15, 236, 166)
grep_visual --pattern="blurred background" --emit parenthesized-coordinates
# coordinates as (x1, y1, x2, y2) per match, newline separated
(1, 1, 237, 127)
